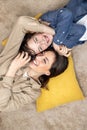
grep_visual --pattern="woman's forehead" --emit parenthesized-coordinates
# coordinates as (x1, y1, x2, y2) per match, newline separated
(44, 50, 55, 58)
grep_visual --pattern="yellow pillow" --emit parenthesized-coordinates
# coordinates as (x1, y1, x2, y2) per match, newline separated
(2, 38, 8, 46)
(36, 56, 84, 112)
(1, 15, 84, 113)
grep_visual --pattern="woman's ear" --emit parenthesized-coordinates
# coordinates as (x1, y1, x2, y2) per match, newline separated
(45, 70, 50, 76)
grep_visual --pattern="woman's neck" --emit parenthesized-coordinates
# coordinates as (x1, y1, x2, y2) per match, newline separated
(27, 67, 40, 81)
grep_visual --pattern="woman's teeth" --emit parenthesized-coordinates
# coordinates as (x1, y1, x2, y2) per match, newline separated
(33, 60, 38, 66)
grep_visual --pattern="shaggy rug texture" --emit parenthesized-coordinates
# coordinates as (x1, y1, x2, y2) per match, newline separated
(0, 0, 87, 130)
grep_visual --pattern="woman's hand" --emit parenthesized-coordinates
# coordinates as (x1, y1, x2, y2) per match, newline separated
(6, 52, 31, 77)
(53, 43, 72, 57)
(11, 52, 31, 70)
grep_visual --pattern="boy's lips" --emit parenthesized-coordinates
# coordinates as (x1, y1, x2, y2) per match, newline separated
(44, 35, 49, 44)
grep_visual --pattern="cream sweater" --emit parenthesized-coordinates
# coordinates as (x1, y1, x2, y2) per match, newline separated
(0, 16, 54, 111)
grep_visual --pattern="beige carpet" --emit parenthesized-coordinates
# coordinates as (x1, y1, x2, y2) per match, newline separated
(0, 0, 87, 130)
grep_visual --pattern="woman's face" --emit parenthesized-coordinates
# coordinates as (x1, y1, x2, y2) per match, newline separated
(29, 50, 55, 75)
(27, 33, 53, 54)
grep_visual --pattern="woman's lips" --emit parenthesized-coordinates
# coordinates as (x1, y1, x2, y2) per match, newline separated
(33, 60, 38, 66)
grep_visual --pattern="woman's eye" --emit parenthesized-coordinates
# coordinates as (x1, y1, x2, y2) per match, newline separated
(43, 59, 46, 64)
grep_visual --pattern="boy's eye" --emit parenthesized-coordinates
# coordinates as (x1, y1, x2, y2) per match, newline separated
(35, 37, 38, 42)
(38, 47, 43, 52)
(34, 37, 38, 43)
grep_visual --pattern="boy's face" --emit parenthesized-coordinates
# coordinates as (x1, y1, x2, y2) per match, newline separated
(27, 33, 53, 54)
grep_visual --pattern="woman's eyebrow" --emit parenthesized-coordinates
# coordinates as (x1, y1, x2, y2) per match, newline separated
(45, 57, 49, 63)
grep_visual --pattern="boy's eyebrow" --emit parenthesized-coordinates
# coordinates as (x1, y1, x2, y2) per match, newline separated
(33, 37, 36, 42)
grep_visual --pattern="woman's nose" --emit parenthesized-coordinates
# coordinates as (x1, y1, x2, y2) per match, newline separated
(36, 53, 44, 61)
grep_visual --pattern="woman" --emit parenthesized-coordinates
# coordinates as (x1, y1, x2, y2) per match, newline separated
(0, 16, 68, 111)
(0, 48, 68, 112)
(40, 0, 87, 57)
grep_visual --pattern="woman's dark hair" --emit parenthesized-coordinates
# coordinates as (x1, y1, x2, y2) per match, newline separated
(39, 47, 68, 88)
(19, 33, 36, 57)
(19, 33, 68, 88)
